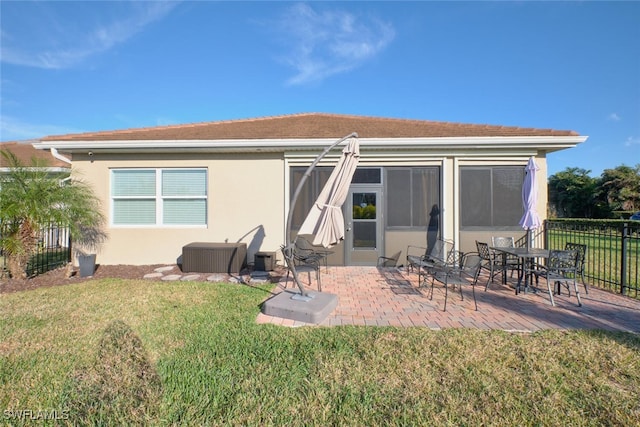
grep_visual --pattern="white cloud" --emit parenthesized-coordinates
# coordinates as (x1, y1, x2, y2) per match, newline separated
(625, 136, 640, 146)
(273, 3, 395, 85)
(1, 1, 178, 69)
(607, 113, 621, 121)
(0, 116, 81, 142)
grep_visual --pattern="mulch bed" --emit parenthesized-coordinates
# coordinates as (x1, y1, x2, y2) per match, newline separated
(0, 264, 174, 294)
(0, 264, 286, 294)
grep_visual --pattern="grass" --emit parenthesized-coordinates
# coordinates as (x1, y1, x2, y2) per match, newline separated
(1, 279, 639, 426)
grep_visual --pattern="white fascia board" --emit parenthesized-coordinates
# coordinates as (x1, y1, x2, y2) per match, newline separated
(34, 135, 588, 153)
(33, 138, 340, 152)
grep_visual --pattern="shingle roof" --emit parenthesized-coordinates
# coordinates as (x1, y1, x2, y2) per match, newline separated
(41, 113, 579, 141)
(1, 142, 69, 168)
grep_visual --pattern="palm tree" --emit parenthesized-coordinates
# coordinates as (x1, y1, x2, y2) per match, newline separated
(0, 149, 106, 278)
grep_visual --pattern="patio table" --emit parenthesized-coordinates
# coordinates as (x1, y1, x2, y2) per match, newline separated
(490, 247, 550, 294)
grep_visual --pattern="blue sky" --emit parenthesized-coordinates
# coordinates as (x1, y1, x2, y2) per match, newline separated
(1, 1, 638, 177)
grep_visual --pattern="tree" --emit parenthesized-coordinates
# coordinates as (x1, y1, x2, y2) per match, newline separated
(597, 164, 640, 214)
(0, 150, 106, 278)
(548, 167, 598, 218)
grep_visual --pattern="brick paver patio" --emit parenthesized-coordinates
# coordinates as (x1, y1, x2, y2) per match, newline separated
(256, 266, 640, 332)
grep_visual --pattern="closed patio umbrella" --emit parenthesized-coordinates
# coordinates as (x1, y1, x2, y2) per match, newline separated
(284, 133, 358, 297)
(298, 136, 360, 248)
(519, 156, 542, 248)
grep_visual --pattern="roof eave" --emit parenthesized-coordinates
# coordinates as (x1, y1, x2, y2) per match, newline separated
(33, 135, 588, 154)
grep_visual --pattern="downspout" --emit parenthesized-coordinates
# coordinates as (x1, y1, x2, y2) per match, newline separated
(50, 148, 72, 165)
(51, 148, 72, 185)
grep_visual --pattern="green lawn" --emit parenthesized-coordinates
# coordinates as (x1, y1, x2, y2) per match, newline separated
(1, 279, 639, 426)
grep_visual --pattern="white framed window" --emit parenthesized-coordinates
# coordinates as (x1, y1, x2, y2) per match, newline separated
(111, 168, 207, 226)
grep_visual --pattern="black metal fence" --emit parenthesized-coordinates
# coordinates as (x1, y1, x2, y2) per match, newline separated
(542, 219, 640, 298)
(2, 219, 639, 299)
(1, 223, 72, 278)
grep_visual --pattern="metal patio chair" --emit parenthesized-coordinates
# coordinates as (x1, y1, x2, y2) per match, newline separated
(295, 236, 333, 272)
(565, 242, 588, 294)
(281, 244, 322, 292)
(407, 239, 454, 286)
(429, 251, 481, 311)
(532, 249, 582, 307)
(491, 236, 520, 281)
(377, 251, 401, 268)
(476, 240, 505, 290)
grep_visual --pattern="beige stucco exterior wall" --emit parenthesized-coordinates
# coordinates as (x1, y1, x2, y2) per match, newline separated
(71, 152, 285, 266)
(69, 149, 549, 267)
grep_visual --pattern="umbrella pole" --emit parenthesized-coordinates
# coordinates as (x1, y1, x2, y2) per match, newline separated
(285, 132, 358, 297)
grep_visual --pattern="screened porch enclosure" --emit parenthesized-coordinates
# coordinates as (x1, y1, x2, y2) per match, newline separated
(289, 166, 441, 266)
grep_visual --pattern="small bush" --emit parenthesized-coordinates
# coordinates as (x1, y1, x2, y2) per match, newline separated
(65, 320, 162, 424)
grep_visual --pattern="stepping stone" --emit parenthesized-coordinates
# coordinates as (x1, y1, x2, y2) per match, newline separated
(207, 274, 227, 282)
(228, 276, 245, 284)
(143, 272, 164, 279)
(161, 274, 182, 281)
(181, 274, 201, 281)
(154, 266, 175, 273)
(250, 277, 270, 284)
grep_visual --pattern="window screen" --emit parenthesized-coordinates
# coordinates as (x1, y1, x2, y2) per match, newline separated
(460, 166, 524, 229)
(289, 167, 332, 230)
(352, 168, 381, 184)
(386, 167, 440, 228)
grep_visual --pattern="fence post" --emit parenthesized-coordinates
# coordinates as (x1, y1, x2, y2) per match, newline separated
(67, 233, 73, 266)
(620, 223, 628, 296)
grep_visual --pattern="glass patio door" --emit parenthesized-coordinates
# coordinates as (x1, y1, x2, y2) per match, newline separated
(345, 186, 383, 265)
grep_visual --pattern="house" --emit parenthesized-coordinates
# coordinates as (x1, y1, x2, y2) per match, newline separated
(33, 113, 587, 267)
(1, 141, 70, 172)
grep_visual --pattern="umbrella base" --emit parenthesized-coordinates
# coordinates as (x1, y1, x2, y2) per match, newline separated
(261, 289, 338, 324)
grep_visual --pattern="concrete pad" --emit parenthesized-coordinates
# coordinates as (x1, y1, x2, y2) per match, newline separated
(261, 290, 338, 324)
